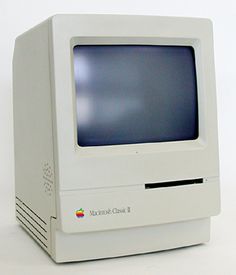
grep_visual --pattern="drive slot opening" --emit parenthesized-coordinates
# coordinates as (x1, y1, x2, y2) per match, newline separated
(145, 178, 203, 189)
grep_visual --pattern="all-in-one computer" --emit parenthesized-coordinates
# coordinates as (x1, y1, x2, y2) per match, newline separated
(13, 14, 220, 262)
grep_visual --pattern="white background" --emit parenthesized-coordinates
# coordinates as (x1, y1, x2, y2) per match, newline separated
(0, 0, 236, 274)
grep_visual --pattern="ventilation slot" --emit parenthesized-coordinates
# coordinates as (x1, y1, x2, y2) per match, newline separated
(15, 197, 48, 249)
(145, 178, 203, 189)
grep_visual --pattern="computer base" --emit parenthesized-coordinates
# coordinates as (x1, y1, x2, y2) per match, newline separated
(51, 218, 210, 263)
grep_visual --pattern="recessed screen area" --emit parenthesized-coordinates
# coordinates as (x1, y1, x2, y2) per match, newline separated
(73, 45, 198, 146)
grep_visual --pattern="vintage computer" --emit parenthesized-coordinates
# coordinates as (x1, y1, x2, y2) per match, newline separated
(13, 14, 220, 262)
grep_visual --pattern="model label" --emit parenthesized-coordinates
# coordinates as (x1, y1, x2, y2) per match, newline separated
(89, 207, 131, 217)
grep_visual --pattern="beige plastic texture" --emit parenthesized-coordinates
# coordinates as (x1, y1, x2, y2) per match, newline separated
(51, 218, 210, 262)
(13, 19, 56, 253)
(13, 14, 220, 263)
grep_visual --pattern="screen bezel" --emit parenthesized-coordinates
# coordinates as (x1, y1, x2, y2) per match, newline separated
(51, 15, 219, 191)
(70, 37, 206, 157)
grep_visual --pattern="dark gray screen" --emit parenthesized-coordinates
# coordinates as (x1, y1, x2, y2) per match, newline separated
(73, 45, 198, 146)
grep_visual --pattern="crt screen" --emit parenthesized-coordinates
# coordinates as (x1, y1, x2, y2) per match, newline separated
(73, 45, 198, 146)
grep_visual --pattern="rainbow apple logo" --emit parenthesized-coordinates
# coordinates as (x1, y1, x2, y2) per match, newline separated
(76, 208, 84, 218)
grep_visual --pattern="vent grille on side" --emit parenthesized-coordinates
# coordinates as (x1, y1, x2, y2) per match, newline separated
(15, 197, 48, 249)
(43, 162, 53, 196)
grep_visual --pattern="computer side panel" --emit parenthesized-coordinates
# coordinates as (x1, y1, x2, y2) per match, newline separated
(13, 19, 56, 254)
